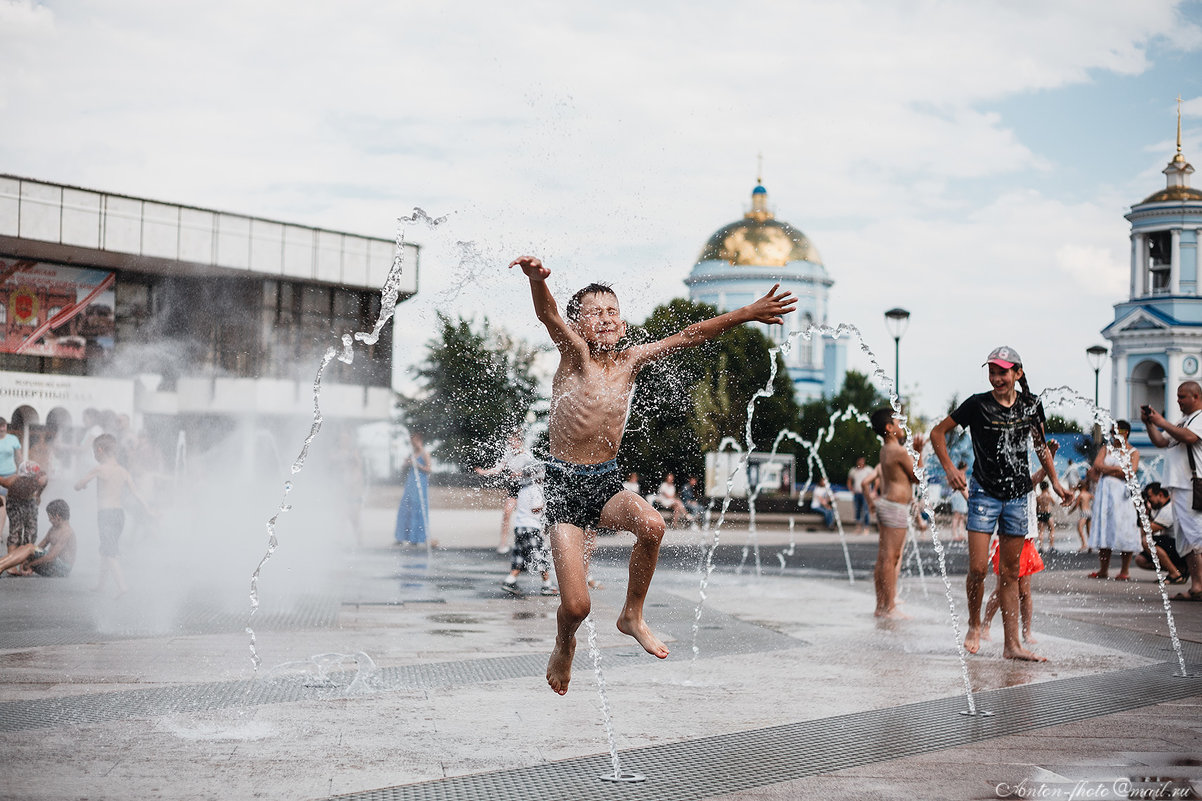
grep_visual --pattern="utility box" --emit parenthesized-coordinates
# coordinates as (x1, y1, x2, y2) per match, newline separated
(705, 451, 795, 499)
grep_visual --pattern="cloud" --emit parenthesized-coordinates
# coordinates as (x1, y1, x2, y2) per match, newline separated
(1, 0, 1199, 421)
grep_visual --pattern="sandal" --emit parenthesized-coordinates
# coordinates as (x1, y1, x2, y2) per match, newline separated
(1171, 590, 1202, 602)
(1167, 574, 1188, 585)
(1087, 571, 1108, 579)
(1114, 575, 1132, 581)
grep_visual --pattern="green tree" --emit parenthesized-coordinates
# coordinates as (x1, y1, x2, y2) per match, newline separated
(795, 370, 891, 486)
(400, 312, 539, 470)
(1044, 414, 1083, 434)
(617, 299, 800, 485)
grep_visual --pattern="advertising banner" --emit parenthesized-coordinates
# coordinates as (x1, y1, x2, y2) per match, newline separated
(1, 258, 116, 359)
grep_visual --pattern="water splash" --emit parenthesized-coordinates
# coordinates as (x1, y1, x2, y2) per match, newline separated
(262, 651, 384, 695)
(583, 616, 644, 783)
(1038, 386, 1189, 676)
(246, 208, 441, 672)
(699, 321, 982, 712)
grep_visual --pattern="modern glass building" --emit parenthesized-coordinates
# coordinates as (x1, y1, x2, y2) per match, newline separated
(0, 174, 417, 469)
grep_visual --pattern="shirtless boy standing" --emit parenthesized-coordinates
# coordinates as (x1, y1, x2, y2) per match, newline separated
(868, 408, 919, 618)
(74, 434, 151, 597)
(511, 256, 796, 694)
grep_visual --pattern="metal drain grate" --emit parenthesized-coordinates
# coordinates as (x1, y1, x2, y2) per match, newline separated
(1034, 614, 1202, 663)
(326, 661, 1202, 801)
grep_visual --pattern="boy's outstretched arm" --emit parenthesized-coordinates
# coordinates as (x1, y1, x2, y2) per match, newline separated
(509, 256, 586, 360)
(629, 283, 797, 368)
(74, 468, 97, 492)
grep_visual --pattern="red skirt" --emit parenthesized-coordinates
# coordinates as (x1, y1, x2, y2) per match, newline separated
(990, 538, 1045, 577)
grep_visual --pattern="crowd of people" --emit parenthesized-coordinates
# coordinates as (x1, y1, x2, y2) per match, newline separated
(393, 255, 1202, 684)
(0, 408, 160, 596)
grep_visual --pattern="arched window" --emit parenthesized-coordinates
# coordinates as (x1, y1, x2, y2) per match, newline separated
(799, 314, 814, 366)
(1130, 359, 1166, 416)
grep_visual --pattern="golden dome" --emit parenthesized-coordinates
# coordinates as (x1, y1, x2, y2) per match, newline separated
(1140, 185, 1202, 203)
(698, 218, 822, 267)
(697, 183, 822, 267)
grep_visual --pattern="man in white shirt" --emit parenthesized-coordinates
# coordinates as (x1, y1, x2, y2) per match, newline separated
(848, 457, 875, 534)
(1141, 381, 1202, 601)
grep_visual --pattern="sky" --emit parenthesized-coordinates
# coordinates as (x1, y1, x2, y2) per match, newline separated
(4, 0, 1202, 427)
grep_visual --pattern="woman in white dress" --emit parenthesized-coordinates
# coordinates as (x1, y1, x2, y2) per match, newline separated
(1088, 420, 1140, 579)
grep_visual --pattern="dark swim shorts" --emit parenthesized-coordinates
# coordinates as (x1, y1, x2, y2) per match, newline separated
(98, 508, 125, 557)
(544, 457, 623, 531)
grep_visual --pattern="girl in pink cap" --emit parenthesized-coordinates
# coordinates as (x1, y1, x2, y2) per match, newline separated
(931, 346, 1071, 662)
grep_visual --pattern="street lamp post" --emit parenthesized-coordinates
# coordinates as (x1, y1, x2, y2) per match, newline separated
(884, 308, 911, 401)
(1086, 345, 1108, 408)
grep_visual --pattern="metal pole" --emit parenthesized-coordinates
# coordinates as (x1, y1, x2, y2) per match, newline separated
(1094, 368, 1100, 407)
(893, 336, 901, 400)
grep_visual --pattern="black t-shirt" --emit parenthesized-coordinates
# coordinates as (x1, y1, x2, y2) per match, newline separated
(951, 391, 1046, 501)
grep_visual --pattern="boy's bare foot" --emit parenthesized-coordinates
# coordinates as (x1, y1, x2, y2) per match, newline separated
(546, 636, 576, 695)
(980, 625, 992, 641)
(1003, 646, 1047, 662)
(616, 613, 669, 659)
(964, 626, 981, 654)
(874, 606, 911, 620)
(1022, 631, 1038, 644)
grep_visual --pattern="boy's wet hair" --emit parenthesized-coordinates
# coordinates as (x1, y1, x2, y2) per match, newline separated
(1115, 419, 1131, 432)
(1040, 481, 1049, 490)
(566, 282, 617, 322)
(93, 433, 117, 455)
(46, 499, 69, 520)
(870, 407, 894, 438)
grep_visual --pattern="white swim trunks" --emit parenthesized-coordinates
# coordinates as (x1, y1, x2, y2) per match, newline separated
(876, 498, 911, 530)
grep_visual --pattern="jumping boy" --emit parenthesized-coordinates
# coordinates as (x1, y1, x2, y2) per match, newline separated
(511, 255, 796, 694)
(74, 434, 152, 597)
(868, 408, 919, 618)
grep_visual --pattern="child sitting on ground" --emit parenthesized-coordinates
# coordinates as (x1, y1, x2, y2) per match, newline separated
(0, 499, 75, 578)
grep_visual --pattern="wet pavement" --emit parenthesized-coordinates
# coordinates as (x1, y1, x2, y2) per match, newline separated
(0, 492, 1199, 801)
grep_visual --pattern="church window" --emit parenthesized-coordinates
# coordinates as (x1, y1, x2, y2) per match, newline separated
(1148, 231, 1172, 294)
(800, 314, 814, 366)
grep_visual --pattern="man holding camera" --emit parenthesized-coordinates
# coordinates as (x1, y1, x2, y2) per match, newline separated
(1141, 381, 1202, 601)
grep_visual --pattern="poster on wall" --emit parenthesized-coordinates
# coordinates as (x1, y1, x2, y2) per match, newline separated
(0, 258, 116, 359)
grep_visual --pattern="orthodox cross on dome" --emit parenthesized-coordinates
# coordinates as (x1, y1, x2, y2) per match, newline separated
(1175, 94, 1185, 163)
(1162, 93, 1195, 191)
(749, 153, 771, 221)
(757, 151, 763, 185)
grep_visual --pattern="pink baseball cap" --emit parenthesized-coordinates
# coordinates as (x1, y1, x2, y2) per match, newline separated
(984, 346, 1022, 369)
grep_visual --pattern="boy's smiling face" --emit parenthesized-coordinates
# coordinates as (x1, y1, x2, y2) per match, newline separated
(573, 291, 625, 350)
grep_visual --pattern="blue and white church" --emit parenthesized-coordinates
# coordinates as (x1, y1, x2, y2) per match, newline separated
(684, 180, 847, 402)
(1102, 115, 1202, 450)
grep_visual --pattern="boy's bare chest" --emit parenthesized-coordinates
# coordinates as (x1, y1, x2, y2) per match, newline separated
(557, 361, 635, 402)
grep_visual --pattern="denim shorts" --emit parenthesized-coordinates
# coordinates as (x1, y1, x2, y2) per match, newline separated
(966, 481, 1028, 537)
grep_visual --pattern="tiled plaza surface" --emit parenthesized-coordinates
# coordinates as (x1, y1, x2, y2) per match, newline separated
(0, 487, 1199, 801)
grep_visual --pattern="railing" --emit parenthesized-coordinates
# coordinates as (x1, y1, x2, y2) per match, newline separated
(0, 175, 417, 293)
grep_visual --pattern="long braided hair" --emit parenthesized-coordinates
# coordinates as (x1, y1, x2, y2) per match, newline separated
(1013, 363, 1051, 454)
